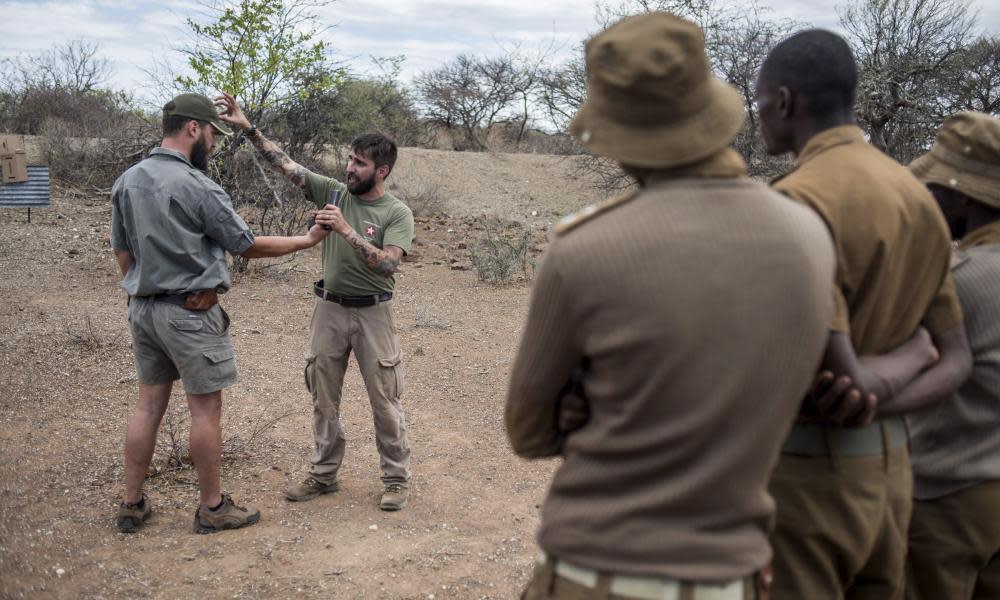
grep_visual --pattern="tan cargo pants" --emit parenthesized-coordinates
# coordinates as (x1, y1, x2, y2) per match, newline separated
(304, 298, 410, 485)
(906, 482, 1000, 600)
(768, 445, 912, 600)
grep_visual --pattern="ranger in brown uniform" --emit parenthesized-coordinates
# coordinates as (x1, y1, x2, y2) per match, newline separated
(755, 30, 973, 599)
(506, 13, 837, 600)
(905, 112, 1000, 600)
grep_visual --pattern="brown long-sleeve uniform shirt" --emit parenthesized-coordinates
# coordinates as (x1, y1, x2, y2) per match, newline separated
(506, 152, 836, 581)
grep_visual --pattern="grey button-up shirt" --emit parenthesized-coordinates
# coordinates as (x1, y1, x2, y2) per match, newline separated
(110, 148, 255, 296)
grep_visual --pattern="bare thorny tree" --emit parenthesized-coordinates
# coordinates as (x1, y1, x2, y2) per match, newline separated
(414, 45, 551, 152)
(840, 0, 979, 161)
(535, 0, 999, 190)
(541, 0, 794, 191)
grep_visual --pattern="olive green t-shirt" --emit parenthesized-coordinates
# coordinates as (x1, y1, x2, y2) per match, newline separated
(304, 169, 413, 296)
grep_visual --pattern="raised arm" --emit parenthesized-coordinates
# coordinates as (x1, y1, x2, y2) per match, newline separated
(214, 92, 308, 189)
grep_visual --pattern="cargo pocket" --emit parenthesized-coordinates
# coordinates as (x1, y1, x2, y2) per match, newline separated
(303, 353, 317, 398)
(377, 351, 404, 400)
(169, 318, 204, 332)
(201, 345, 236, 386)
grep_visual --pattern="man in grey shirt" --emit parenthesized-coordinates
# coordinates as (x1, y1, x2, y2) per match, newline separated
(905, 111, 1000, 599)
(111, 93, 334, 534)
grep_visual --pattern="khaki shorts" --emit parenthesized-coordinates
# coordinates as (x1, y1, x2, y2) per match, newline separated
(127, 297, 237, 394)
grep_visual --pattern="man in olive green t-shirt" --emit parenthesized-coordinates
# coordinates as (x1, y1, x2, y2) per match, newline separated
(216, 93, 415, 511)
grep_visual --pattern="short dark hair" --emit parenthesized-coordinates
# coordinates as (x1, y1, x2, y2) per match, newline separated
(351, 132, 397, 174)
(163, 114, 197, 136)
(760, 29, 858, 117)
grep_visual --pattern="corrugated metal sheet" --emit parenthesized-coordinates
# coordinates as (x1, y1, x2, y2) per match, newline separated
(0, 166, 50, 207)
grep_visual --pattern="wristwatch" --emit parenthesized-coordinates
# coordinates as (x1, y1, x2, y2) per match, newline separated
(246, 123, 258, 136)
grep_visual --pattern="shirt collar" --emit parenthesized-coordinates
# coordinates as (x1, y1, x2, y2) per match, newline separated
(794, 125, 867, 167)
(644, 148, 749, 186)
(149, 147, 194, 168)
(959, 221, 1000, 250)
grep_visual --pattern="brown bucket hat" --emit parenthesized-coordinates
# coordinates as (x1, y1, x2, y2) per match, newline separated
(910, 111, 1000, 209)
(569, 12, 745, 169)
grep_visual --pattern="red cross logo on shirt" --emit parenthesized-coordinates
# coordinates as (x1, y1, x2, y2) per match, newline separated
(365, 225, 375, 237)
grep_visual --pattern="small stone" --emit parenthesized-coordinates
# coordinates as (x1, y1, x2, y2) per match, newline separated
(55, 568, 65, 577)
(369, 524, 378, 531)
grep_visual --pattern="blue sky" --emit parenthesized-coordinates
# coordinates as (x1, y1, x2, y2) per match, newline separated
(2, 0, 999, 105)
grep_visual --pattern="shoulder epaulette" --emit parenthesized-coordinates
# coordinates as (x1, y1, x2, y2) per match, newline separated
(187, 168, 222, 192)
(553, 191, 637, 238)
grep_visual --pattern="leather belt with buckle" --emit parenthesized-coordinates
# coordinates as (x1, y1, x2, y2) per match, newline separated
(314, 283, 391, 307)
(137, 289, 219, 311)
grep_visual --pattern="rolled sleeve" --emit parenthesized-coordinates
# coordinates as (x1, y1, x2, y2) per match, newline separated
(110, 195, 129, 251)
(201, 186, 256, 255)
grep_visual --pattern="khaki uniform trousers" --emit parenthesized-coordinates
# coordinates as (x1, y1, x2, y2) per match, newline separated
(906, 482, 1000, 600)
(521, 557, 762, 600)
(304, 298, 410, 485)
(768, 445, 912, 600)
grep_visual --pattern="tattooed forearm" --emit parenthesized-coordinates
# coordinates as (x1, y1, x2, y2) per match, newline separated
(246, 128, 307, 189)
(344, 231, 400, 277)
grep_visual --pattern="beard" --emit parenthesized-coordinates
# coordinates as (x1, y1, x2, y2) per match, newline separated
(346, 171, 376, 195)
(190, 135, 210, 171)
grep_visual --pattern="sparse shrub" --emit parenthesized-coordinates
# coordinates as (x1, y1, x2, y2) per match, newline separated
(155, 404, 296, 472)
(64, 316, 123, 350)
(413, 305, 450, 330)
(392, 176, 445, 217)
(469, 218, 533, 285)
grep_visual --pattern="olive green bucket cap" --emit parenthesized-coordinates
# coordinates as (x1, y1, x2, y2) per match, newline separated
(910, 111, 1000, 209)
(163, 92, 233, 136)
(569, 12, 746, 169)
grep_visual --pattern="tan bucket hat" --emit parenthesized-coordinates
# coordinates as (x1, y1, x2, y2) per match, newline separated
(910, 111, 1000, 209)
(569, 12, 745, 169)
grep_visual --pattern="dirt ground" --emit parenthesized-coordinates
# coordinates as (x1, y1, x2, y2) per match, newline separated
(0, 148, 604, 599)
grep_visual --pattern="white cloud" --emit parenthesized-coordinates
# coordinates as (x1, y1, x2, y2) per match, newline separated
(1, 0, 997, 99)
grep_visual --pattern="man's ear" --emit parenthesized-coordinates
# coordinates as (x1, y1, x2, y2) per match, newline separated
(185, 119, 201, 140)
(376, 164, 391, 181)
(777, 86, 793, 119)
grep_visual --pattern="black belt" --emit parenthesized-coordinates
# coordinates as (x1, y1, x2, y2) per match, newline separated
(314, 284, 391, 307)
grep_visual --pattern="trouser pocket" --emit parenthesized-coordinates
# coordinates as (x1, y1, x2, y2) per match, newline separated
(377, 351, 404, 399)
(304, 353, 317, 398)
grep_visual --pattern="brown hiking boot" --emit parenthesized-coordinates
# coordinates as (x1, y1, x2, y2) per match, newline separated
(116, 495, 151, 533)
(379, 483, 409, 511)
(193, 493, 260, 534)
(284, 477, 339, 502)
